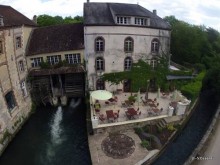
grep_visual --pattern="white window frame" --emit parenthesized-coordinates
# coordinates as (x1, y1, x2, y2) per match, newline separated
(31, 57, 43, 67)
(21, 81, 28, 97)
(18, 60, 25, 72)
(95, 37, 104, 52)
(47, 55, 61, 65)
(124, 57, 132, 71)
(15, 36, 22, 49)
(150, 59, 157, 69)
(116, 16, 131, 25)
(124, 37, 133, 52)
(135, 18, 147, 25)
(151, 39, 159, 53)
(0, 18, 3, 26)
(65, 54, 81, 64)
(96, 57, 104, 71)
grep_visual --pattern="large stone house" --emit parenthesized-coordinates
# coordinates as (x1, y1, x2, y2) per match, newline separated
(0, 5, 36, 140)
(25, 23, 85, 105)
(84, 2, 171, 92)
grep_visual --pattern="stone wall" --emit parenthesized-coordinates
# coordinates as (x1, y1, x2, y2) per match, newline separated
(0, 26, 33, 155)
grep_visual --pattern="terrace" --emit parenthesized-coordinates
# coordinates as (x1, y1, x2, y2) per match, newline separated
(90, 90, 190, 130)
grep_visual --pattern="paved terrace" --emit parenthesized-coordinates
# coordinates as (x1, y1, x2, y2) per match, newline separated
(90, 91, 181, 128)
(88, 90, 187, 165)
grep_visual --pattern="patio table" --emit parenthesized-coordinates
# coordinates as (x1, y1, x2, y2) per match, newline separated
(108, 98, 116, 102)
(152, 108, 160, 115)
(127, 108, 138, 119)
(106, 110, 114, 122)
(149, 103, 157, 108)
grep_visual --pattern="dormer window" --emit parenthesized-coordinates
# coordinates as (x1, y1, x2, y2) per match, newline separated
(0, 17, 3, 26)
(116, 16, 131, 25)
(135, 17, 148, 26)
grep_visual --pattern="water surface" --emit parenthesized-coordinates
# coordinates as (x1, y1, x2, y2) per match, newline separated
(0, 98, 92, 165)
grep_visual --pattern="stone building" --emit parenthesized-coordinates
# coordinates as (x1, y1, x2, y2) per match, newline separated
(0, 5, 37, 150)
(25, 23, 85, 105)
(84, 2, 171, 92)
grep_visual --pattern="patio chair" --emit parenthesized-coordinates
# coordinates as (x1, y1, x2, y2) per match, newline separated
(99, 115, 106, 123)
(95, 109, 100, 113)
(121, 102, 127, 108)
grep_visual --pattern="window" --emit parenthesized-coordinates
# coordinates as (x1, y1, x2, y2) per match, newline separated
(96, 79, 105, 90)
(95, 57, 104, 71)
(21, 81, 27, 97)
(151, 38, 159, 53)
(116, 16, 131, 24)
(150, 59, 158, 69)
(124, 37, 133, 52)
(65, 54, 81, 64)
(31, 57, 43, 67)
(0, 41, 3, 54)
(18, 60, 25, 72)
(0, 18, 3, 26)
(124, 57, 132, 71)
(15, 36, 22, 49)
(5, 91, 16, 111)
(95, 37, 104, 52)
(135, 18, 147, 25)
(47, 55, 61, 65)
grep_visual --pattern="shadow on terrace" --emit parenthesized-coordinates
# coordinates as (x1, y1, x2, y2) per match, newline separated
(90, 90, 190, 129)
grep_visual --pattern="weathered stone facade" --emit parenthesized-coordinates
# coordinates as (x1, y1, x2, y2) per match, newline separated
(84, 3, 171, 92)
(0, 26, 33, 140)
(0, 7, 36, 152)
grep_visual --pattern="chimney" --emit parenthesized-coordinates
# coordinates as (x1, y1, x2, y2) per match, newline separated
(87, 0, 90, 2)
(33, 15, 37, 24)
(153, 9, 157, 15)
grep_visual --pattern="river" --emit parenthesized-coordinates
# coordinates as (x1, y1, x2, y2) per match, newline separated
(0, 98, 92, 165)
(153, 94, 218, 165)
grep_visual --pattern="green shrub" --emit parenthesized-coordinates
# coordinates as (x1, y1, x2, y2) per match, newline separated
(157, 126, 163, 133)
(128, 95, 136, 103)
(134, 127, 143, 134)
(167, 124, 176, 132)
(141, 140, 150, 148)
(142, 125, 150, 132)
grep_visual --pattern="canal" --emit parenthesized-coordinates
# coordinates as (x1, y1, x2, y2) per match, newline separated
(153, 93, 218, 165)
(0, 98, 92, 165)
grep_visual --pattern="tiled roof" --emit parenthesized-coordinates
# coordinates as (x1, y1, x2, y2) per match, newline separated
(84, 2, 171, 30)
(0, 5, 37, 27)
(26, 23, 84, 56)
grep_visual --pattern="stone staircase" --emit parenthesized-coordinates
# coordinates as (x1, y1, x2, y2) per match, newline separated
(156, 119, 167, 128)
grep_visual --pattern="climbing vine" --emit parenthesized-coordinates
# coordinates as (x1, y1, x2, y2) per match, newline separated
(102, 57, 169, 92)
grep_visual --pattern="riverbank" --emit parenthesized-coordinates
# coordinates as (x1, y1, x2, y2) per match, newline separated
(189, 105, 220, 165)
(86, 91, 197, 165)
(144, 98, 199, 164)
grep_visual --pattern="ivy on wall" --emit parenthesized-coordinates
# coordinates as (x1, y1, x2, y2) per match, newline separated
(101, 57, 169, 92)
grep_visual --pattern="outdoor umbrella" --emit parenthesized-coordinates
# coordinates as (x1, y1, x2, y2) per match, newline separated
(91, 90, 113, 100)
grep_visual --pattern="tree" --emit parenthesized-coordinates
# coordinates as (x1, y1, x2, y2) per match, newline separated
(164, 15, 220, 69)
(202, 66, 220, 102)
(36, 15, 83, 26)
